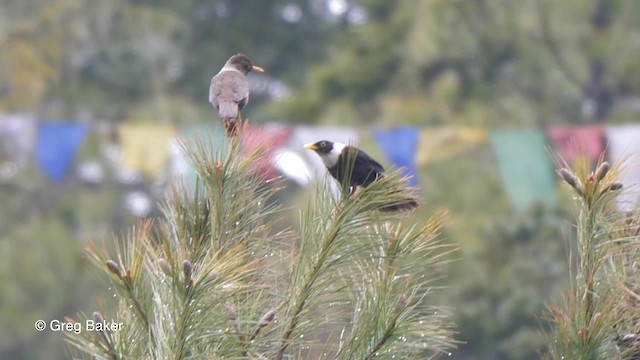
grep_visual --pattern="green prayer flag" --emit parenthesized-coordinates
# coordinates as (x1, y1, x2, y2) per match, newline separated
(489, 129, 555, 212)
(174, 123, 228, 195)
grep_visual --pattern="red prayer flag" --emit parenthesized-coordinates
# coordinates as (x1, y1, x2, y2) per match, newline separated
(546, 125, 605, 164)
(240, 125, 292, 180)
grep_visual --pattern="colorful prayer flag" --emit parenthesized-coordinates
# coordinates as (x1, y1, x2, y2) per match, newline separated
(171, 123, 227, 194)
(0, 113, 36, 167)
(417, 127, 486, 165)
(605, 125, 640, 212)
(373, 127, 419, 186)
(36, 121, 88, 182)
(490, 129, 556, 212)
(241, 124, 292, 180)
(546, 125, 605, 164)
(118, 123, 175, 179)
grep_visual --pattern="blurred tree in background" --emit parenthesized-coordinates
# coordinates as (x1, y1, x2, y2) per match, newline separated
(1, 0, 640, 359)
(274, 0, 640, 127)
(0, 0, 342, 122)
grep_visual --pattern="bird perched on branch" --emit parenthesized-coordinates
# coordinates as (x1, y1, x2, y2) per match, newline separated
(305, 140, 418, 212)
(209, 54, 264, 137)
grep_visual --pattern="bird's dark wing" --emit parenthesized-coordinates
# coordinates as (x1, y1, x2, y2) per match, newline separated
(209, 74, 223, 107)
(353, 148, 385, 173)
(228, 72, 250, 107)
(344, 146, 385, 187)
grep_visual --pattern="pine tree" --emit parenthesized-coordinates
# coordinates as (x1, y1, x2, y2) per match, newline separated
(66, 134, 456, 359)
(545, 158, 640, 359)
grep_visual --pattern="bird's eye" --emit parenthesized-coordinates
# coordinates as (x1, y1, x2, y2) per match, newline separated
(320, 141, 326, 147)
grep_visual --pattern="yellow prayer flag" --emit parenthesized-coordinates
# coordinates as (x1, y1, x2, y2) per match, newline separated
(417, 127, 487, 165)
(118, 123, 176, 179)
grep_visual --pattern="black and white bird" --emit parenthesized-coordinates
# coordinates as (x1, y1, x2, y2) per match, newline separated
(304, 140, 418, 212)
(209, 54, 264, 137)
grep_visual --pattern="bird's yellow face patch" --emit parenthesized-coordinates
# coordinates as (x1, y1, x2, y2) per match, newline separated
(252, 65, 264, 73)
(304, 143, 318, 151)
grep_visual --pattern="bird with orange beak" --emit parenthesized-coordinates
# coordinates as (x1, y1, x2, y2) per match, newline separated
(209, 54, 264, 137)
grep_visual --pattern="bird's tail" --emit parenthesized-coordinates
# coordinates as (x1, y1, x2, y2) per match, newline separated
(219, 102, 240, 137)
(218, 102, 238, 120)
(379, 197, 419, 212)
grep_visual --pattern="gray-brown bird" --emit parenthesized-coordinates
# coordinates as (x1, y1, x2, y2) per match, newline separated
(209, 54, 264, 137)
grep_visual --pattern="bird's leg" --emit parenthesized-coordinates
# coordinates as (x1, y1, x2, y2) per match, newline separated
(236, 110, 251, 135)
(344, 185, 363, 206)
(335, 186, 362, 214)
(237, 109, 244, 130)
(350, 185, 363, 198)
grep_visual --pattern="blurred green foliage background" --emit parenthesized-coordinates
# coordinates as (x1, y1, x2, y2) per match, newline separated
(1, 0, 639, 359)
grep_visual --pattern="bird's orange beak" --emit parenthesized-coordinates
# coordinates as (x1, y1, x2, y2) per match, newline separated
(252, 65, 264, 73)
(304, 143, 318, 151)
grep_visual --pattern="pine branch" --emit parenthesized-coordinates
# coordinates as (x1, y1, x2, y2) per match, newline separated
(364, 318, 399, 360)
(276, 163, 455, 359)
(67, 130, 456, 359)
(275, 200, 352, 360)
(335, 217, 455, 359)
(545, 159, 634, 359)
(275, 182, 370, 358)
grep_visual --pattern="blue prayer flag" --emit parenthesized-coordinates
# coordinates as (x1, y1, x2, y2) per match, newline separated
(373, 127, 419, 186)
(36, 121, 88, 182)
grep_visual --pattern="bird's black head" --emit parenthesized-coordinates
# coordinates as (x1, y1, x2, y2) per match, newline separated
(305, 140, 347, 168)
(304, 140, 334, 154)
(227, 54, 264, 75)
